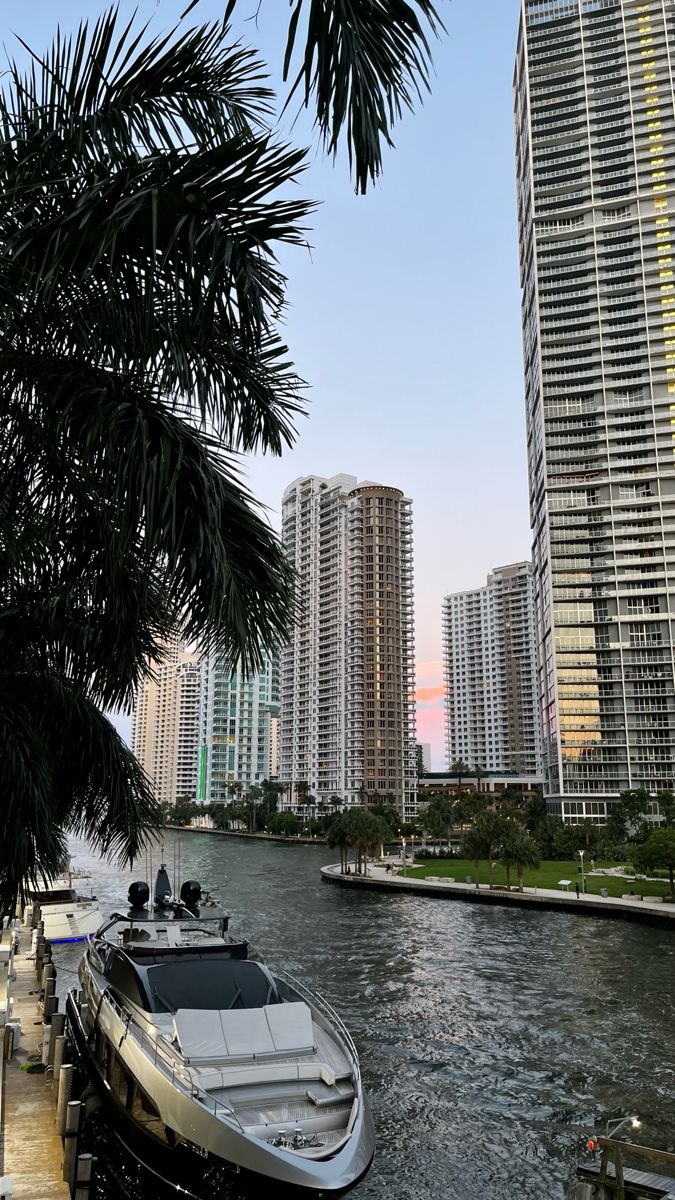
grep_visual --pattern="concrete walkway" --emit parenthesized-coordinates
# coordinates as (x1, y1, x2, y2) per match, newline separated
(321, 862, 675, 926)
(1, 937, 69, 1200)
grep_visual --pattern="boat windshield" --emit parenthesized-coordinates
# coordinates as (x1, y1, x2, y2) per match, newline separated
(147, 959, 278, 1013)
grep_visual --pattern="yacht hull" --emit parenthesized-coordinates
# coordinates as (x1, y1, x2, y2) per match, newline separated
(66, 991, 375, 1196)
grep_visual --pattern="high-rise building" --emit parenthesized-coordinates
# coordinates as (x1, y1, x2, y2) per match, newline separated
(280, 474, 417, 818)
(197, 655, 279, 804)
(443, 563, 542, 775)
(514, 0, 675, 821)
(131, 639, 201, 807)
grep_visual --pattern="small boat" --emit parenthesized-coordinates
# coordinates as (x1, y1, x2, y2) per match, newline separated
(23, 875, 101, 944)
(68, 867, 374, 1196)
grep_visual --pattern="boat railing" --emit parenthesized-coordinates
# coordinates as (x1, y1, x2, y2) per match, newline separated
(100, 989, 247, 1135)
(272, 969, 361, 1079)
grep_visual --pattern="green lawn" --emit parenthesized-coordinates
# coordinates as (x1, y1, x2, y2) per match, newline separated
(404, 857, 674, 899)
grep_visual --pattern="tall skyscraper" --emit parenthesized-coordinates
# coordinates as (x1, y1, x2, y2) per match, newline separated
(515, 0, 675, 821)
(280, 474, 417, 818)
(197, 655, 279, 804)
(443, 563, 542, 776)
(131, 639, 201, 807)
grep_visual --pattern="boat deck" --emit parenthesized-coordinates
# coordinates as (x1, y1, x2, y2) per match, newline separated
(193, 1020, 356, 1146)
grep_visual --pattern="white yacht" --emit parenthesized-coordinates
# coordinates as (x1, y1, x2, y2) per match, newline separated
(23, 875, 101, 944)
(68, 868, 374, 1195)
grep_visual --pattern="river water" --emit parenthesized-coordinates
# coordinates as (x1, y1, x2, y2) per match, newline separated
(55, 831, 675, 1200)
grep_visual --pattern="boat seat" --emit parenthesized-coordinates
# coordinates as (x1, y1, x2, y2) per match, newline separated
(172, 1002, 316, 1065)
(196, 1062, 338, 1092)
(306, 1081, 355, 1108)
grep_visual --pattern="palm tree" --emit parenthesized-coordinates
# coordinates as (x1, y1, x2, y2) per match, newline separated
(0, 6, 443, 908)
(450, 759, 471, 797)
(0, 15, 305, 908)
(327, 814, 350, 874)
(461, 826, 487, 890)
(500, 828, 540, 893)
(346, 811, 390, 874)
(473, 765, 487, 793)
(473, 812, 510, 888)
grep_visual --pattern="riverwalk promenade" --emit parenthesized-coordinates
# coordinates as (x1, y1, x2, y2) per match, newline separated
(321, 862, 675, 927)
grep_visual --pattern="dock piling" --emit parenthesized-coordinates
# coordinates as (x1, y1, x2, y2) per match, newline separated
(43, 992, 59, 1022)
(56, 1061, 73, 1134)
(74, 1153, 94, 1200)
(52, 1033, 67, 1092)
(48, 1012, 67, 1067)
(41, 963, 56, 995)
(62, 1100, 82, 1191)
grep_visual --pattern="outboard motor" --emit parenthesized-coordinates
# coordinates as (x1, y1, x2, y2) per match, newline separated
(154, 865, 173, 908)
(128, 880, 150, 910)
(180, 880, 202, 913)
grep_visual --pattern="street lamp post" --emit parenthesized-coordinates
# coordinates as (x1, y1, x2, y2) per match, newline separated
(401, 838, 406, 877)
(606, 1116, 641, 1140)
(579, 848, 586, 894)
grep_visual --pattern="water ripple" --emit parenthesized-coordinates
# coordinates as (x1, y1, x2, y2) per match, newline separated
(55, 834, 675, 1200)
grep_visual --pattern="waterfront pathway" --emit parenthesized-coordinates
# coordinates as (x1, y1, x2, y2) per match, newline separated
(321, 861, 675, 926)
(1, 937, 69, 1200)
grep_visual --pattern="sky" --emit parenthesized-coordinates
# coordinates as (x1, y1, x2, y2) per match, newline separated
(5, 0, 529, 769)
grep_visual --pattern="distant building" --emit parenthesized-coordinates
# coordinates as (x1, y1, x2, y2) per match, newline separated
(197, 654, 279, 804)
(131, 639, 201, 807)
(418, 773, 543, 805)
(416, 743, 432, 775)
(269, 714, 279, 780)
(279, 474, 417, 819)
(443, 563, 542, 776)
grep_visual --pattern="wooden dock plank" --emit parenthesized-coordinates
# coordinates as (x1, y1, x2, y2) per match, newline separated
(2, 943, 69, 1200)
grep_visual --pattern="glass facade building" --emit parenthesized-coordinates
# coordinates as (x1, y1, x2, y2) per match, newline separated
(515, 0, 675, 820)
(197, 655, 279, 804)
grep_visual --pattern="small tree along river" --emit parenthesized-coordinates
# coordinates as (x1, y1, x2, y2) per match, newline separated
(58, 832, 675, 1200)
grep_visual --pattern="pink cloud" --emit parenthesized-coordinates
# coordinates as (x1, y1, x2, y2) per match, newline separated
(416, 685, 445, 703)
(414, 661, 446, 769)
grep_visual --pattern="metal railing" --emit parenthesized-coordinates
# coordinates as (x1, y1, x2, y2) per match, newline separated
(95, 988, 247, 1134)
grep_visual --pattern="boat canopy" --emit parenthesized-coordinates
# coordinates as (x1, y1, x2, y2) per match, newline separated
(147, 958, 278, 1013)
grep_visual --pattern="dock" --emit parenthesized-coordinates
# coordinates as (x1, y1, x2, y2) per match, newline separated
(321, 863, 675, 927)
(576, 1137, 675, 1198)
(1, 931, 69, 1200)
(0, 917, 93, 1200)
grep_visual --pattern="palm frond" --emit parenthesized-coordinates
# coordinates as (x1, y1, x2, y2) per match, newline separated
(226, 0, 445, 193)
(0, 671, 160, 913)
(0, 9, 314, 446)
(0, 355, 295, 704)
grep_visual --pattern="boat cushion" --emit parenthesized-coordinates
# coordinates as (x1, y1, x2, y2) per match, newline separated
(264, 1002, 315, 1054)
(173, 1010, 224, 1061)
(219, 1007, 276, 1056)
(172, 1002, 315, 1063)
(196, 1062, 337, 1092)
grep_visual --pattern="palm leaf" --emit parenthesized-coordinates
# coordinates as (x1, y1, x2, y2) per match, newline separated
(0, 671, 160, 913)
(0, 14, 316, 446)
(225, 0, 445, 193)
(0, 355, 295, 703)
